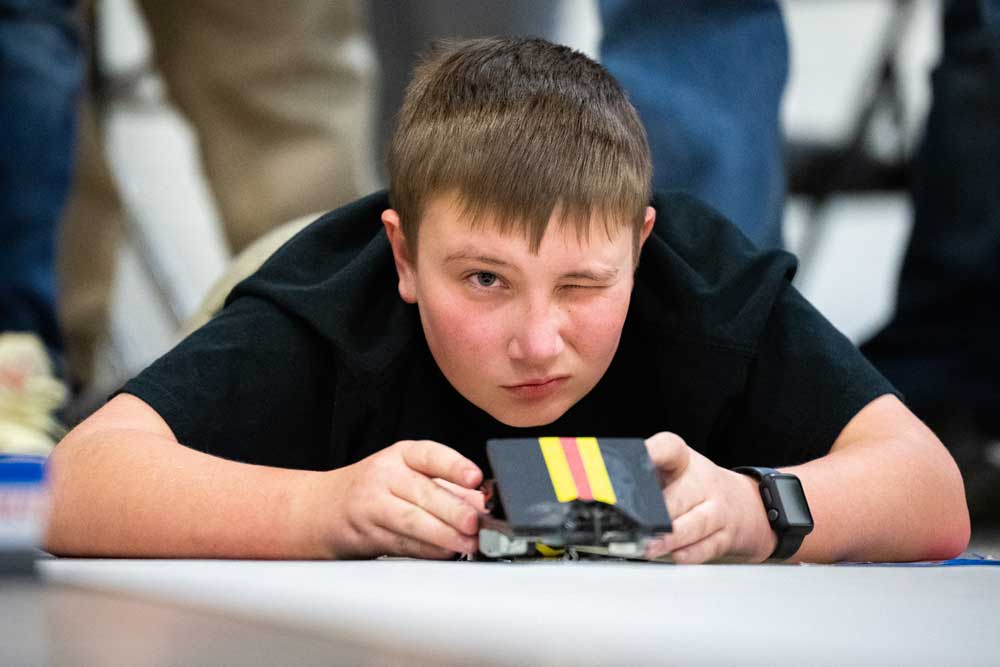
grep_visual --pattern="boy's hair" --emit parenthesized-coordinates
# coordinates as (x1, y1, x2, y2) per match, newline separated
(388, 37, 652, 261)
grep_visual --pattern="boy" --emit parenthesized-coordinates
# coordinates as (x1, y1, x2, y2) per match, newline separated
(46, 38, 969, 564)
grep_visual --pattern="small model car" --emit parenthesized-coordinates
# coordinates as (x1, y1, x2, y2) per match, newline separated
(478, 437, 671, 559)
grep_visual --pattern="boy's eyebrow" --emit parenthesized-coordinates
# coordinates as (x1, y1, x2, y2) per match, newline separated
(444, 251, 619, 282)
(444, 251, 511, 268)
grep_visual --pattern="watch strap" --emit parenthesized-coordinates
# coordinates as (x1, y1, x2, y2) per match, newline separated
(768, 532, 806, 561)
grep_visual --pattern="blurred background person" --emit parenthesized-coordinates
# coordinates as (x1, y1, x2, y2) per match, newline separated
(600, 0, 788, 249)
(58, 0, 373, 409)
(862, 0, 1000, 524)
(0, 0, 81, 453)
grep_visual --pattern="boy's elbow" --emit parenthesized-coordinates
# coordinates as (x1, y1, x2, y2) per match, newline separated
(920, 441, 971, 561)
(937, 469, 971, 560)
(43, 428, 119, 556)
(924, 508, 969, 561)
(943, 512, 971, 560)
(42, 435, 84, 556)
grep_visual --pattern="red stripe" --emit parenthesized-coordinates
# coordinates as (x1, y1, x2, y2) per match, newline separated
(560, 437, 593, 500)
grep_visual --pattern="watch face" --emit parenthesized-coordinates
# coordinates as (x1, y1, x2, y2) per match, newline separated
(773, 476, 813, 528)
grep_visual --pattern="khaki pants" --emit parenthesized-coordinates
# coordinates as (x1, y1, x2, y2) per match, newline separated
(59, 0, 371, 385)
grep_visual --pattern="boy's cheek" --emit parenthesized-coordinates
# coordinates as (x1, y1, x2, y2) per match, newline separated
(424, 295, 499, 349)
(565, 296, 630, 353)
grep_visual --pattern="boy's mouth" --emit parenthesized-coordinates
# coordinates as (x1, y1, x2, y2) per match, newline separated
(502, 376, 569, 399)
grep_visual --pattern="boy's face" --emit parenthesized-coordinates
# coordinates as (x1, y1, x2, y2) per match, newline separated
(383, 194, 655, 428)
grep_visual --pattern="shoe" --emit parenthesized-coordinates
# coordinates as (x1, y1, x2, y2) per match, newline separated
(0, 332, 68, 456)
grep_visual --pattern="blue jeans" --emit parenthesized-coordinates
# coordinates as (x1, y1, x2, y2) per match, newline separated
(0, 0, 82, 353)
(599, 0, 788, 248)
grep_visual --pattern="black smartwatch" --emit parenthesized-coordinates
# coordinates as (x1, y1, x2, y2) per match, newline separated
(733, 467, 814, 561)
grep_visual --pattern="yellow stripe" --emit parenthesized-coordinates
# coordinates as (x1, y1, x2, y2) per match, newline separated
(535, 543, 566, 558)
(577, 437, 617, 505)
(539, 437, 578, 502)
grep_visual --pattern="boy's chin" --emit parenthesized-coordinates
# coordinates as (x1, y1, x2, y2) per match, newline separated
(485, 400, 571, 429)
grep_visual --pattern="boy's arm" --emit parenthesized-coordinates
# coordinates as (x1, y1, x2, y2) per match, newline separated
(45, 394, 483, 559)
(644, 394, 970, 563)
(782, 393, 969, 563)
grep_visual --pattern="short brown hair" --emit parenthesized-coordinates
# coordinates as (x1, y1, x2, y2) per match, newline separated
(388, 37, 652, 260)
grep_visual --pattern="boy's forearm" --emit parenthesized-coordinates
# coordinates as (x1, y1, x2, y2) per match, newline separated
(45, 429, 330, 559)
(784, 411, 969, 563)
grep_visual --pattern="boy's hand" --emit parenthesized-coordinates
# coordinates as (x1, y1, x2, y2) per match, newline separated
(316, 440, 483, 560)
(643, 432, 777, 564)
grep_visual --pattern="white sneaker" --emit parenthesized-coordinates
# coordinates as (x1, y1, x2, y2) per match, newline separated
(0, 332, 68, 456)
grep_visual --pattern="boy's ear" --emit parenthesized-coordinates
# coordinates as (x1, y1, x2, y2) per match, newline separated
(639, 206, 656, 248)
(381, 209, 418, 304)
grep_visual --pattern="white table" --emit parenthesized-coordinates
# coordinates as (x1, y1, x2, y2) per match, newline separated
(2, 558, 994, 666)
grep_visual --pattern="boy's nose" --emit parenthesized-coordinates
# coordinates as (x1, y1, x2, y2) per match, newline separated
(507, 303, 565, 364)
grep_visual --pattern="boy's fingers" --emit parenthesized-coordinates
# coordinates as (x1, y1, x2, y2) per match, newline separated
(377, 494, 478, 554)
(669, 528, 728, 565)
(393, 469, 480, 536)
(433, 478, 487, 513)
(645, 500, 722, 559)
(401, 440, 482, 488)
(662, 479, 699, 520)
(645, 432, 691, 484)
(367, 523, 457, 560)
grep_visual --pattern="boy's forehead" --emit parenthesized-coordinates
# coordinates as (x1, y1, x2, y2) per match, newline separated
(418, 192, 629, 253)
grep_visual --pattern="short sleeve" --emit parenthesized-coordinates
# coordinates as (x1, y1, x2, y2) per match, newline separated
(720, 282, 901, 467)
(118, 295, 335, 471)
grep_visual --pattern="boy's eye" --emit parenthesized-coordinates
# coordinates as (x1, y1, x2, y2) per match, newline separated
(473, 272, 499, 288)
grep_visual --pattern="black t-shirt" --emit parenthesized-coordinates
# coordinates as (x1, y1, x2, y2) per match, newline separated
(120, 191, 897, 476)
